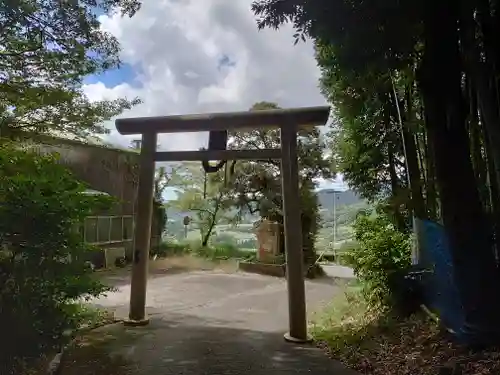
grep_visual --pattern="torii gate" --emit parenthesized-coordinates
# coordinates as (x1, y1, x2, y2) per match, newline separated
(115, 106, 331, 343)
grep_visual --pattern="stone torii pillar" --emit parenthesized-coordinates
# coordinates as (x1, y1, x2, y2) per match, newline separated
(115, 106, 331, 343)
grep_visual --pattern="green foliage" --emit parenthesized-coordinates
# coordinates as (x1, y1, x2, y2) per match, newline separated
(342, 208, 411, 309)
(66, 303, 115, 332)
(151, 241, 191, 257)
(0, 144, 113, 370)
(0, 0, 142, 139)
(153, 164, 190, 202)
(152, 163, 193, 239)
(310, 283, 451, 375)
(316, 199, 373, 254)
(300, 179, 321, 265)
(310, 282, 375, 355)
(192, 242, 252, 260)
(253, 0, 500, 335)
(252, 0, 420, 74)
(316, 42, 414, 214)
(151, 240, 253, 261)
(155, 203, 167, 238)
(229, 102, 332, 265)
(173, 163, 235, 246)
(334, 240, 359, 265)
(252, 2, 427, 229)
(166, 102, 329, 267)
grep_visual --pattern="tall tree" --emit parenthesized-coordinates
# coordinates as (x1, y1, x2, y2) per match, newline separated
(318, 49, 426, 229)
(251, 0, 500, 336)
(174, 163, 234, 247)
(0, 0, 142, 139)
(229, 101, 333, 267)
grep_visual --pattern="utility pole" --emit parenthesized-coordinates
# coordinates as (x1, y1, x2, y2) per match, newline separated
(333, 191, 339, 257)
(327, 190, 339, 258)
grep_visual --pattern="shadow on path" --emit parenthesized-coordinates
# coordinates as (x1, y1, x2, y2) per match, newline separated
(60, 314, 359, 375)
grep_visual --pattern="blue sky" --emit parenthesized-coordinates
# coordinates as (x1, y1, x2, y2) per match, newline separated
(84, 63, 139, 87)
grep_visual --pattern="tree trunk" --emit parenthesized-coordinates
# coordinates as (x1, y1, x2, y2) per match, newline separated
(388, 87, 426, 219)
(461, 2, 500, 197)
(384, 103, 407, 231)
(468, 81, 490, 207)
(415, 131, 427, 191)
(201, 198, 222, 247)
(462, 0, 500, 259)
(388, 139, 407, 232)
(201, 218, 216, 247)
(403, 122, 427, 219)
(481, 115, 500, 258)
(477, 0, 500, 101)
(421, 109, 438, 220)
(420, 0, 500, 338)
(402, 87, 426, 219)
(424, 127, 439, 220)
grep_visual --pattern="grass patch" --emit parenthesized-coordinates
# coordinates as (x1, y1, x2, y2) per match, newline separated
(310, 283, 500, 374)
(73, 304, 116, 331)
(151, 254, 239, 274)
(191, 242, 254, 260)
(152, 240, 255, 261)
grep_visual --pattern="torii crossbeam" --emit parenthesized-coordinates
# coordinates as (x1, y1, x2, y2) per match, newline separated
(115, 105, 331, 343)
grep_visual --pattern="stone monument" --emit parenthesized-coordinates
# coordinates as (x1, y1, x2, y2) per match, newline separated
(254, 219, 282, 263)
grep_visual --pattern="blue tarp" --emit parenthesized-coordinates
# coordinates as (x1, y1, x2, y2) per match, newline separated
(417, 218, 500, 345)
(417, 219, 466, 337)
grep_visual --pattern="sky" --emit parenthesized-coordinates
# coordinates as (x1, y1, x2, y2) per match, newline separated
(82, 0, 347, 192)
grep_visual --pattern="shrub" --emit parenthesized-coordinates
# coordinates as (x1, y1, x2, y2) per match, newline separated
(0, 144, 113, 370)
(335, 240, 359, 265)
(310, 282, 374, 354)
(152, 240, 253, 261)
(299, 181, 321, 266)
(342, 209, 411, 310)
(211, 233, 237, 246)
(151, 240, 190, 257)
(193, 241, 251, 260)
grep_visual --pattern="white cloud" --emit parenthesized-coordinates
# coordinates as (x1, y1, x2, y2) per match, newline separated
(83, 0, 327, 151)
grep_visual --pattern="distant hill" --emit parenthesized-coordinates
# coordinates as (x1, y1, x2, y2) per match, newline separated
(165, 188, 363, 222)
(317, 189, 362, 211)
(165, 204, 257, 224)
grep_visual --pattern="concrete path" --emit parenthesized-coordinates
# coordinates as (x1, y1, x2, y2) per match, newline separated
(322, 263, 355, 279)
(60, 271, 359, 374)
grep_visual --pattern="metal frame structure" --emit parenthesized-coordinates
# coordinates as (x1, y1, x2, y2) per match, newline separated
(115, 105, 331, 343)
(83, 215, 135, 245)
